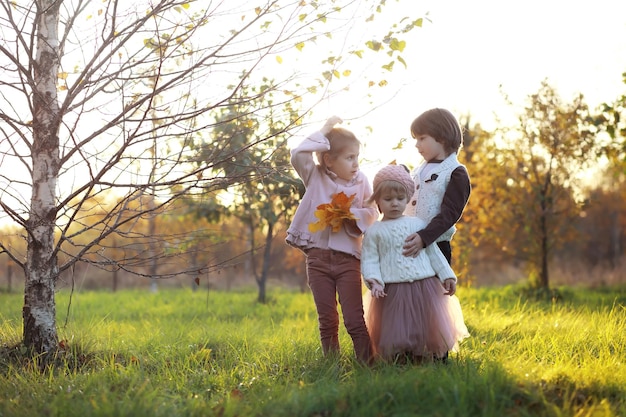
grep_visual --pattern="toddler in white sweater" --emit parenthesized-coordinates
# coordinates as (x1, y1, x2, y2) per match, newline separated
(361, 164, 469, 363)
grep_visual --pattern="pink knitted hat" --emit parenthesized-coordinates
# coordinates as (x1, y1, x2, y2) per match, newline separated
(373, 164, 415, 199)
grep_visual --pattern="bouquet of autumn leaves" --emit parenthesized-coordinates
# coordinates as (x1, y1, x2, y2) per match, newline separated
(308, 191, 358, 233)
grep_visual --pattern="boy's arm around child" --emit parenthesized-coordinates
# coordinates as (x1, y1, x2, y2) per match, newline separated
(403, 166, 470, 256)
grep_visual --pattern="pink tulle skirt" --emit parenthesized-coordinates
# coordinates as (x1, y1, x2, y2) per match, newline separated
(364, 277, 469, 361)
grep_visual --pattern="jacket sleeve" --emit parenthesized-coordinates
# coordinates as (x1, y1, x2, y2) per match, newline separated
(424, 244, 457, 283)
(347, 174, 378, 236)
(360, 229, 384, 289)
(347, 205, 378, 237)
(290, 131, 330, 186)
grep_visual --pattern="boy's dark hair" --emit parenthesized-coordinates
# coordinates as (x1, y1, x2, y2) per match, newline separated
(410, 108, 463, 155)
(316, 127, 360, 167)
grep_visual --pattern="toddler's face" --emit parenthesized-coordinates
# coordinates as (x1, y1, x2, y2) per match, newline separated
(326, 144, 360, 181)
(378, 189, 408, 220)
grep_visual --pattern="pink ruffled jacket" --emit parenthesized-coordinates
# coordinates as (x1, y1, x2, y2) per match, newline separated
(285, 131, 378, 259)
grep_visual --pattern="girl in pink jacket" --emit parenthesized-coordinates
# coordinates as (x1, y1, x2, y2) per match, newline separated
(286, 116, 378, 364)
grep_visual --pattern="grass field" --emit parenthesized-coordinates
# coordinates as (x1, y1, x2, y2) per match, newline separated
(0, 285, 625, 417)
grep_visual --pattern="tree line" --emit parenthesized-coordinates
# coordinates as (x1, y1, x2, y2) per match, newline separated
(2, 77, 625, 295)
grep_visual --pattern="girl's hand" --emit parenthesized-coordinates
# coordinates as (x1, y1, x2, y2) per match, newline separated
(321, 116, 343, 135)
(402, 232, 424, 257)
(344, 218, 361, 236)
(366, 280, 386, 299)
(443, 278, 456, 296)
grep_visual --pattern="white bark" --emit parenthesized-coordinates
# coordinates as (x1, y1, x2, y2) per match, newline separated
(23, 0, 62, 354)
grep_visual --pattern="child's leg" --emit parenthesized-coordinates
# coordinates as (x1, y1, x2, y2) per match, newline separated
(435, 241, 455, 362)
(306, 249, 340, 355)
(334, 252, 373, 364)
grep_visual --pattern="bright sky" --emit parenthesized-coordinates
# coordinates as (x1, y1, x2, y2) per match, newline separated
(315, 0, 626, 174)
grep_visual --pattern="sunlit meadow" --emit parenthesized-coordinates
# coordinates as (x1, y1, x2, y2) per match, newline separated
(0, 285, 624, 417)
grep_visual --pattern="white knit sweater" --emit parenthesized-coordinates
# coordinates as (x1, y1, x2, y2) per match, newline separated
(361, 216, 457, 289)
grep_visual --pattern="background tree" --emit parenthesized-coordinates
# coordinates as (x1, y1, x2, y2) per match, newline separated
(190, 79, 304, 303)
(451, 116, 492, 287)
(460, 121, 521, 275)
(575, 187, 625, 268)
(592, 71, 626, 267)
(0, 0, 420, 356)
(595, 71, 626, 161)
(469, 80, 597, 290)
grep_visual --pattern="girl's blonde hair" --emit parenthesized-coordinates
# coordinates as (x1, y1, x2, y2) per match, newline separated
(316, 127, 361, 168)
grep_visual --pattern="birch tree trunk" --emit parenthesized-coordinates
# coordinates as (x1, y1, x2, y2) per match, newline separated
(23, 0, 61, 355)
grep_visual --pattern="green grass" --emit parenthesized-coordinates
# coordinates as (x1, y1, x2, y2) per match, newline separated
(0, 285, 624, 417)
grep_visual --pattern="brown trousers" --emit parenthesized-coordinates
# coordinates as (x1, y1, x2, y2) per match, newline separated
(305, 248, 373, 364)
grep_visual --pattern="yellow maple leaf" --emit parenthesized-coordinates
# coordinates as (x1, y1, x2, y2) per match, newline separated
(308, 192, 358, 233)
